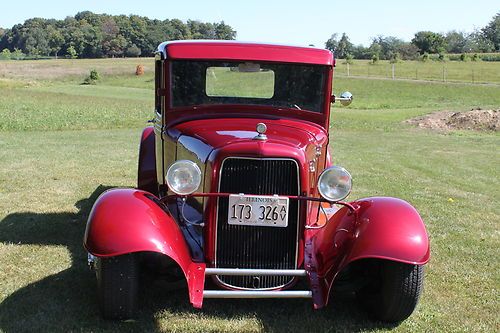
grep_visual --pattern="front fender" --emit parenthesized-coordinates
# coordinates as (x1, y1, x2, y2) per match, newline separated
(345, 197, 430, 266)
(83, 189, 205, 308)
(137, 127, 158, 195)
(308, 196, 429, 307)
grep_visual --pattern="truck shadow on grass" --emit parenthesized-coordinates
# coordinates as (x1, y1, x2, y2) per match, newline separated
(0, 185, 395, 333)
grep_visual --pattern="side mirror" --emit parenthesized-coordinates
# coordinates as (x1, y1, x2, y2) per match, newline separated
(331, 91, 353, 106)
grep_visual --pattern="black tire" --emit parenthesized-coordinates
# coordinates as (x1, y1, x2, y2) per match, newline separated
(96, 254, 139, 320)
(356, 261, 424, 322)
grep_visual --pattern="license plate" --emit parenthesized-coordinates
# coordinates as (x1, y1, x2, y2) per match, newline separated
(227, 194, 289, 227)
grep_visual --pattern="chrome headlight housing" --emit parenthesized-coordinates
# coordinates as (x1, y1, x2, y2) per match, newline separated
(317, 166, 352, 202)
(166, 160, 202, 195)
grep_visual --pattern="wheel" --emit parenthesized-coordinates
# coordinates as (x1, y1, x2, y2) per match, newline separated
(96, 254, 139, 320)
(356, 261, 424, 322)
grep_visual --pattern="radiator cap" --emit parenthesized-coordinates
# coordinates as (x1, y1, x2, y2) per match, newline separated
(254, 123, 267, 140)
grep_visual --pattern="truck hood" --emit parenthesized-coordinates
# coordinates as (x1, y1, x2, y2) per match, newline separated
(170, 118, 328, 161)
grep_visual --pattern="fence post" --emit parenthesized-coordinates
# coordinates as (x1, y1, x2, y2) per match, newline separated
(472, 69, 475, 83)
(416, 68, 418, 80)
(392, 63, 395, 80)
(347, 63, 350, 76)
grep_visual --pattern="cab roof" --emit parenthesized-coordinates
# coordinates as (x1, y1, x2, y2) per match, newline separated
(157, 40, 334, 66)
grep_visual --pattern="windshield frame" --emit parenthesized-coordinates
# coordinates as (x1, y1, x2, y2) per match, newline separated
(169, 60, 329, 114)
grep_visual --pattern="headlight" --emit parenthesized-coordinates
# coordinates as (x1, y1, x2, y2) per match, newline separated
(317, 166, 352, 202)
(166, 160, 202, 195)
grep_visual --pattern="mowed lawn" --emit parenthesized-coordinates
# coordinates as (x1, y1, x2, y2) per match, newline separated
(0, 58, 499, 332)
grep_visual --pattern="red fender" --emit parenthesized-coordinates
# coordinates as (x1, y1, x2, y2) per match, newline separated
(344, 197, 430, 266)
(83, 189, 205, 308)
(138, 127, 158, 195)
(308, 196, 429, 307)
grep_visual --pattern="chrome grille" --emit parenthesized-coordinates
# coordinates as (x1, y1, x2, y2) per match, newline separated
(216, 158, 299, 289)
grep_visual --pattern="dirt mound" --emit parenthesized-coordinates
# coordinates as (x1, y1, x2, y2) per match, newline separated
(405, 109, 499, 132)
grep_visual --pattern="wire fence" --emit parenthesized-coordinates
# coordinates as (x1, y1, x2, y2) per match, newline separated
(334, 60, 500, 84)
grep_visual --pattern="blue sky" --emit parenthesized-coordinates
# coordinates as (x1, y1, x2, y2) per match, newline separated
(1, 0, 498, 47)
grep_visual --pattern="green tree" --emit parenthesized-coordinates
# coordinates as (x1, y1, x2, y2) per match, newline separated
(126, 44, 141, 57)
(24, 35, 39, 57)
(0, 11, 238, 58)
(144, 19, 167, 54)
(0, 28, 8, 51)
(411, 31, 446, 54)
(370, 35, 405, 60)
(389, 52, 401, 63)
(24, 27, 50, 57)
(214, 21, 236, 40)
(336, 33, 353, 58)
(63, 17, 86, 57)
(66, 45, 77, 58)
(13, 48, 23, 60)
(168, 19, 191, 40)
(368, 41, 382, 59)
(47, 26, 64, 58)
(188, 20, 215, 39)
(125, 15, 148, 53)
(75, 11, 101, 26)
(103, 34, 126, 57)
(395, 43, 420, 60)
(101, 17, 127, 57)
(482, 12, 500, 51)
(1, 48, 11, 59)
(445, 30, 467, 53)
(80, 23, 103, 58)
(350, 44, 371, 59)
(464, 30, 494, 52)
(0, 27, 5, 47)
(324, 34, 338, 53)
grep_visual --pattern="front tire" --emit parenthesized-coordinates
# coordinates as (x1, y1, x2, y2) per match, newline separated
(96, 254, 139, 320)
(356, 261, 424, 322)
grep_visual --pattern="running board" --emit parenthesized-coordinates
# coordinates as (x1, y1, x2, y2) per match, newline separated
(204, 268, 307, 276)
(203, 290, 312, 299)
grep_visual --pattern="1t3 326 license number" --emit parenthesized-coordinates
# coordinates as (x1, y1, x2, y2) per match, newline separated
(227, 194, 289, 227)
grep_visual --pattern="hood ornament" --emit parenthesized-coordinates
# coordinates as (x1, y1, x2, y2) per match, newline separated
(254, 122, 268, 141)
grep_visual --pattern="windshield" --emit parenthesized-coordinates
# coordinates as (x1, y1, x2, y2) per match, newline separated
(171, 61, 327, 113)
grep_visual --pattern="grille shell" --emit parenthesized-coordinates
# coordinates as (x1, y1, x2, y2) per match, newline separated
(215, 158, 300, 289)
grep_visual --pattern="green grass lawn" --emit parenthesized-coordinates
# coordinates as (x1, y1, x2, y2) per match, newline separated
(0, 58, 499, 332)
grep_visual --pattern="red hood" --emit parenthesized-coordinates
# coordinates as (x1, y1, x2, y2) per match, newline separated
(171, 118, 328, 154)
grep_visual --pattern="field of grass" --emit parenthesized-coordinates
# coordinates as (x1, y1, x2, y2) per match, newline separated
(0, 58, 499, 332)
(335, 59, 500, 84)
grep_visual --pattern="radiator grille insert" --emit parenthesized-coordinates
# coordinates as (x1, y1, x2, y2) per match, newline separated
(215, 158, 300, 289)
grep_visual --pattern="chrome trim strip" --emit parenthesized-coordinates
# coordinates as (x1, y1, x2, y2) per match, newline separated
(214, 157, 301, 290)
(87, 253, 96, 270)
(203, 290, 312, 299)
(205, 268, 307, 276)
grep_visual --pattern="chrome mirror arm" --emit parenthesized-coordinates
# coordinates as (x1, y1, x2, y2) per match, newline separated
(332, 91, 353, 106)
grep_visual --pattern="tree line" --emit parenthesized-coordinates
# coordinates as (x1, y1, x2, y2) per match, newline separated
(0, 11, 236, 59)
(325, 12, 499, 60)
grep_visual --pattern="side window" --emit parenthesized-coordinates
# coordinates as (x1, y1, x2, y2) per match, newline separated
(155, 60, 162, 114)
